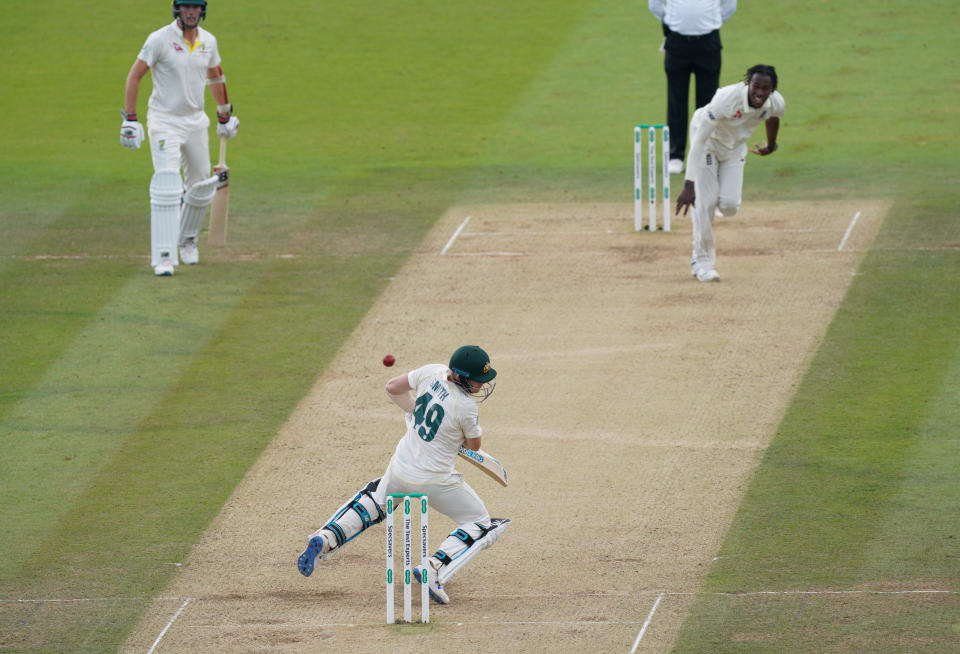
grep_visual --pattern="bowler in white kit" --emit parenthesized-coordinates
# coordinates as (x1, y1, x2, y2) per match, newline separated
(675, 64, 785, 282)
(120, 0, 239, 276)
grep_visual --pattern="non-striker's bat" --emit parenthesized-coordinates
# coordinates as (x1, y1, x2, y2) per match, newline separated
(208, 136, 230, 247)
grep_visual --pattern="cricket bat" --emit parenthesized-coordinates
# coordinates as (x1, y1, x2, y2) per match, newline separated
(208, 136, 230, 247)
(458, 446, 508, 487)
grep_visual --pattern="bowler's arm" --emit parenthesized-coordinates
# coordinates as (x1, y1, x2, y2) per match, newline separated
(750, 117, 780, 156)
(675, 116, 717, 214)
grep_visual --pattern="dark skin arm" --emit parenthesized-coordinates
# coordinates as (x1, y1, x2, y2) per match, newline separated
(675, 116, 781, 216)
(749, 117, 780, 155)
(675, 180, 696, 216)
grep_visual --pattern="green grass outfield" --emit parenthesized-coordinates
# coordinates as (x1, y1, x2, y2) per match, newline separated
(1, 1, 958, 652)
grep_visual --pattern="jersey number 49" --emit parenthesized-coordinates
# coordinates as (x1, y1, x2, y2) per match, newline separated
(413, 392, 445, 442)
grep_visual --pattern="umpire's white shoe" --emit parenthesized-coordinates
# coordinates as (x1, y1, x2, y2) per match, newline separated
(179, 238, 199, 265)
(696, 268, 720, 282)
(297, 535, 325, 577)
(153, 256, 175, 276)
(413, 565, 450, 605)
(668, 158, 684, 175)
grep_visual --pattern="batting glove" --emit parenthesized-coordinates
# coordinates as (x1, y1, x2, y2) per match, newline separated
(217, 116, 239, 139)
(217, 104, 239, 139)
(120, 114, 144, 149)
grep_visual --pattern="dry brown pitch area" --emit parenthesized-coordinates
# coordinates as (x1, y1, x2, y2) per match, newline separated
(122, 199, 884, 653)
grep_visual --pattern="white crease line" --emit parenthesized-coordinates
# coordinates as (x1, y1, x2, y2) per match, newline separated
(460, 230, 614, 236)
(0, 254, 302, 261)
(146, 597, 191, 654)
(440, 215, 471, 255)
(478, 589, 958, 599)
(713, 589, 956, 596)
(452, 620, 646, 626)
(192, 619, 649, 630)
(630, 592, 664, 653)
(447, 251, 525, 257)
(0, 596, 181, 603)
(3, 588, 951, 605)
(838, 210, 862, 251)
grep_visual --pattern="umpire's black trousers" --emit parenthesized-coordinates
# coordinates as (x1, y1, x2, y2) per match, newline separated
(663, 29, 722, 162)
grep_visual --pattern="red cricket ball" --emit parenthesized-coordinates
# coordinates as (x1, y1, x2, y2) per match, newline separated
(383, 354, 396, 367)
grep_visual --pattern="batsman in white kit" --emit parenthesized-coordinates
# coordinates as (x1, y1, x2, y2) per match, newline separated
(297, 346, 511, 606)
(676, 64, 786, 282)
(120, 0, 239, 276)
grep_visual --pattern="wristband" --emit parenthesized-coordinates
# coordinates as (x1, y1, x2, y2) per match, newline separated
(121, 111, 138, 121)
(217, 103, 233, 124)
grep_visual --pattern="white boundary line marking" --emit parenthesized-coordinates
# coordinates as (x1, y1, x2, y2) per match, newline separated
(630, 592, 664, 653)
(440, 215, 471, 255)
(838, 210, 862, 251)
(146, 597, 191, 654)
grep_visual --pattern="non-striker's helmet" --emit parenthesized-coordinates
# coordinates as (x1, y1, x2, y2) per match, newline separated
(172, 0, 207, 21)
(449, 345, 497, 401)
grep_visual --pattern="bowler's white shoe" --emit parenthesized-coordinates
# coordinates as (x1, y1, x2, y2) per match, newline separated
(153, 257, 175, 276)
(668, 158, 684, 175)
(179, 238, 199, 265)
(696, 268, 720, 282)
(413, 564, 450, 605)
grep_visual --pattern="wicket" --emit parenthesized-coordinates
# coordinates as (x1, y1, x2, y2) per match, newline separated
(385, 493, 429, 624)
(633, 124, 671, 232)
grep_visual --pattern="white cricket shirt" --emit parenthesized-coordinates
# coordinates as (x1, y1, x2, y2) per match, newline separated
(138, 21, 221, 117)
(391, 364, 482, 479)
(692, 82, 786, 151)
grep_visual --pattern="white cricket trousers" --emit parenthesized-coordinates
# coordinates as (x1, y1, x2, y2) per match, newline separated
(690, 142, 746, 273)
(375, 463, 489, 525)
(147, 111, 211, 189)
(376, 462, 493, 574)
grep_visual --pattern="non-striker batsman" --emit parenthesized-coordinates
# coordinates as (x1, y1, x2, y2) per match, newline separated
(121, 0, 239, 276)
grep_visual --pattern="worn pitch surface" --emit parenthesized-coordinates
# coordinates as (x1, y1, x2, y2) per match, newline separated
(122, 200, 884, 653)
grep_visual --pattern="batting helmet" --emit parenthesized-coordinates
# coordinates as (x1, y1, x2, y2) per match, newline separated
(450, 345, 496, 381)
(449, 345, 497, 401)
(172, 0, 207, 21)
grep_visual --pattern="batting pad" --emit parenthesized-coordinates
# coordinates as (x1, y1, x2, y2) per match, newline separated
(437, 518, 511, 585)
(150, 170, 182, 267)
(179, 175, 219, 244)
